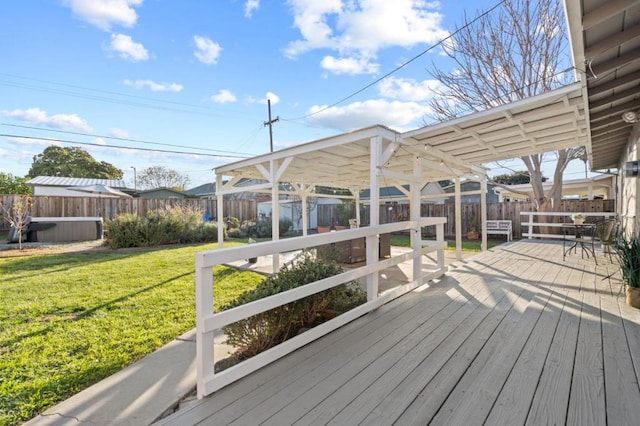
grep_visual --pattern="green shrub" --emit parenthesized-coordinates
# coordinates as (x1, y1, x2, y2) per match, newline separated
(105, 205, 224, 248)
(279, 218, 292, 236)
(227, 227, 246, 239)
(226, 216, 240, 229)
(189, 222, 220, 243)
(221, 252, 366, 363)
(238, 218, 292, 238)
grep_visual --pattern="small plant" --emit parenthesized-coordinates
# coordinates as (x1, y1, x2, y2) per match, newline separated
(615, 234, 640, 288)
(220, 252, 366, 366)
(571, 213, 586, 223)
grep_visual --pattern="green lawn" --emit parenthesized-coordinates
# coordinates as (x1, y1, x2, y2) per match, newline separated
(0, 242, 263, 425)
(390, 234, 502, 251)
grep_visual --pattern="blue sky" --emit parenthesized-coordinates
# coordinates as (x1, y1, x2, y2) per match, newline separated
(0, 0, 595, 189)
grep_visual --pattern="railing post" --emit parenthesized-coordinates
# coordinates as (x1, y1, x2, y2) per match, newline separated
(195, 256, 214, 399)
(528, 213, 534, 239)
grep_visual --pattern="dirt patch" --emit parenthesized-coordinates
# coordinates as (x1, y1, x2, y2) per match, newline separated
(0, 239, 108, 258)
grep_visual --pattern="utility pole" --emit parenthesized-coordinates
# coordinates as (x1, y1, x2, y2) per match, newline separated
(131, 166, 137, 190)
(263, 99, 279, 152)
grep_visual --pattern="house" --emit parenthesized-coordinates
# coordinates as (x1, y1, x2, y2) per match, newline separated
(135, 187, 186, 199)
(564, 0, 640, 235)
(359, 182, 448, 204)
(184, 182, 216, 199)
(26, 176, 130, 197)
(493, 174, 616, 202)
(256, 197, 341, 231)
(443, 180, 500, 203)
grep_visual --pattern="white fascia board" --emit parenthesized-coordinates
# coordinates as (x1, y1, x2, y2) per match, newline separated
(401, 83, 583, 140)
(215, 125, 400, 174)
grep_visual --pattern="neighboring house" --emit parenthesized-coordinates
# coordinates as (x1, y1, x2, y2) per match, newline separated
(27, 176, 130, 197)
(135, 187, 186, 199)
(257, 198, 340, 232)
(184, 182, 216, 199)
(443, 180, 500, 203)
(359, 182, 447, 204)
(492, 174, 615, 202)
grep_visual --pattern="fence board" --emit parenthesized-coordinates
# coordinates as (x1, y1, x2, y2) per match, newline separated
(317, 200, 615, 238)
(1, 195, 615, 238)
(0, 195, 256, 230)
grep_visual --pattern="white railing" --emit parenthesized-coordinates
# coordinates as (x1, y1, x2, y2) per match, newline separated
(520, 211, 617, 239)
(195, 218, 447, 398)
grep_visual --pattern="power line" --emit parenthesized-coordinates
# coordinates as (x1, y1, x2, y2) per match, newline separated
(0, 74, 257, 121)
(283, 0, 508, 122)
(1, 133, 250, 159)
(0, 122, 255, 156)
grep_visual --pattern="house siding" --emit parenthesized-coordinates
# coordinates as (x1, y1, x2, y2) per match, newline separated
(620, 124, 640, 235)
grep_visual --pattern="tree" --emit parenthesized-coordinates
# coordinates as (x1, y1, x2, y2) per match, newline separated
(28, 146, 123, 179)
(0, 173, 30, 194)
(0, 195, 31, 249)
(427, 0, 583, 213)
(492, 171, 548, 185)
(137, 166, 190, 190)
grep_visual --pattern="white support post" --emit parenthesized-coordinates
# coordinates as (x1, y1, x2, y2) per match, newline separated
(195, 258, 213, 399)
(411, 157, 422, 283)
(216, 174, 224, 249)
(528, 212, 534, 239)
(301, 191, 308, 236)
(437, 222, 445, 270)
(481, 178, 487, 252)
(354, 190, 361, 227)
(366, 136, 381, 301)
(271, 160, 280, 272)
(455, 178, 462, 261)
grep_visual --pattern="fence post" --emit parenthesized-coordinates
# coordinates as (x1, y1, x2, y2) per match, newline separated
(528, 212, 534, 239)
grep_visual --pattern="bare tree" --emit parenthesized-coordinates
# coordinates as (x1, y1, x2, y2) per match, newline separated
(427, 0, 583, 213)
(1, 195, 32, 250)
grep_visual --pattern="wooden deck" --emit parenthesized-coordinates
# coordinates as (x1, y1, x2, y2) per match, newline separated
(159, 240, 640, 426)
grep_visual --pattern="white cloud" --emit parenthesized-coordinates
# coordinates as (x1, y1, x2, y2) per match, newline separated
(321, 55, 379, 75)
(107, 33, 149, 61)
(193, 35, 222, 65)
(285, 0, 449, 74)
(245, 0, 260, 18)
(306, 99, 431, 131)
(123, 79, 183, 92)
(210, 89, 237, 104)
(377, 77, 441, 102)
(1, 108, 93, 133)
(63, 0, 143, 31)
(248, 92, 280, 105)
(108, 128, 130, 138)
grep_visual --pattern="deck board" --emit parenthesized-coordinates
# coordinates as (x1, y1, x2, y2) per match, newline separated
(158, 241, 640, 426)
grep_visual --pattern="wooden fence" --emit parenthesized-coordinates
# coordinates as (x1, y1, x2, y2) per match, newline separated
(0, 195, 256, 230)
(318, 199, 616, 238)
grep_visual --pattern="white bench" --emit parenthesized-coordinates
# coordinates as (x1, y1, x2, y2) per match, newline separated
(486, 220, 512, 241)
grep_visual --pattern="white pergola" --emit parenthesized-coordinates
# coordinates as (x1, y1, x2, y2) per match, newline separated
(215, 82, 587, 264)
(197, 82, 589, 398)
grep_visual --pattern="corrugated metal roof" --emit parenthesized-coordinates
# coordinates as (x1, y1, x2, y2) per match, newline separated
(27, 176, 128, 189)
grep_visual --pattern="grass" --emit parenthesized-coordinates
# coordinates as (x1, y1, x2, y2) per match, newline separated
(390, 234, 502, 251)
(0, 242, 264, 426)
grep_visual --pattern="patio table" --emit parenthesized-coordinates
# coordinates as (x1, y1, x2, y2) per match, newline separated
(562, 223, 597, 264)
